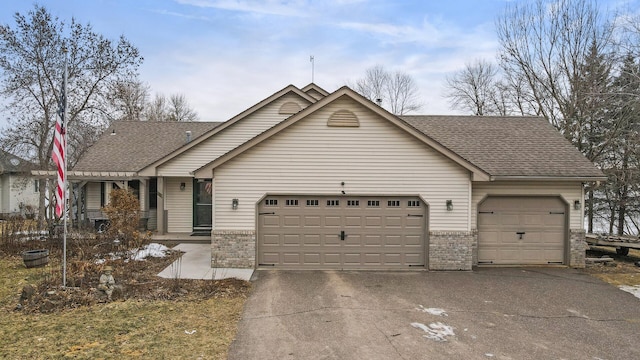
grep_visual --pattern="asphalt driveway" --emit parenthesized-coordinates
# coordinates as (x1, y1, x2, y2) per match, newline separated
(228, 268, 640, 360)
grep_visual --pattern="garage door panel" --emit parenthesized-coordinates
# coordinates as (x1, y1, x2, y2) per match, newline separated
(262, 215, 280, 227)
(365, 216, 382, 227)
(478, 197, 566, 265)
(364, 234, 382, 246)
(282, 253, 301, 264)
(304, 216, 321, 227)
(303, 253, 321, 264)
(384, 216, 403, 228)
(385, 235, 402, 246)
(325, 216, 341, 227)
(345, 216, 362, 227)
(364, 253, 382, 264)
(283, 215, 301, 227)
(263, 234, 280, 246)
(405, 235, 422, 246)
(284, 234, 300, 245)
(303, 234, 320, 245)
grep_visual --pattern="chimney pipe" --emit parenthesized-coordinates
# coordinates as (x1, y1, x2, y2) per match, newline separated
(186, 130, 192, 143)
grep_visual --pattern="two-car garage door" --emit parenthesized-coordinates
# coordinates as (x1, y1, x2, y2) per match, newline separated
(257, 195, 427, 269)
(478, 197, 567, 265)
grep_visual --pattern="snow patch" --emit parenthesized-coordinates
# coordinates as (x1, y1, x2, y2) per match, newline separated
(416, 305, 448, 316)
(130, 243, 171, 261)
(411, 322, 455, 342)
(619, 285, 640, 300)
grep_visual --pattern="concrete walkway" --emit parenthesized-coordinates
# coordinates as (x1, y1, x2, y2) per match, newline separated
(157, 243, 253, 281)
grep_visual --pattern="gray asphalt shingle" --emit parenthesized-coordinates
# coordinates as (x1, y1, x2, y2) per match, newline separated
(401, 115, 604, 178)
(73, 121, 220, 172)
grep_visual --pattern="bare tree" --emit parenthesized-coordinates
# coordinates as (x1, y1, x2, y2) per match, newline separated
(167, 93, 198, 122)
(144, 94, 168, 122)
(496, 0, 614, 132)
(143, 93, 198, 122)
(354, 65, 388, 104)
(386, 71, 422, 115)
(351, 65, 422, 115)
(0, 5, 143, 223)
(108, 80, 149, 121)
(445, 59, 500, 116)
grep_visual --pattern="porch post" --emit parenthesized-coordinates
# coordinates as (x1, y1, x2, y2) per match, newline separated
(157, 176, 165, 235)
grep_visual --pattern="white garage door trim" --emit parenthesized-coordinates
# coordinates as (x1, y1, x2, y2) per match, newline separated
(256, 195, 428, 270)
(477, 196, 568, 266)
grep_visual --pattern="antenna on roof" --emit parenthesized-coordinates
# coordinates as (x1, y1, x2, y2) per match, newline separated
(310, 55, 315, 83)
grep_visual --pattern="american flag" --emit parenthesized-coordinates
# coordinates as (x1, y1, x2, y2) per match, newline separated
(52, 64, 67, 218)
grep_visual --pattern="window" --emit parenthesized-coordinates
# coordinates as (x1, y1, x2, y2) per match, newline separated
(327, 200, 340, 207)
(408, 200, 420, 207)
(367, 200, 380, 207)
(265, 199, 278, 206)
(285, 199, 299, 206)
(306, 199, 319, 207)
(388, 200, 400, 207)
(347, 200, 360, 207)
(34, 180, 39, 193)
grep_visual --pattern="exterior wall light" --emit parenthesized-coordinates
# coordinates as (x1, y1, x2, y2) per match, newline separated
(574, 200, 580, 210)
(232, 198, 239, 210)
(446, 200, 453, 211)
(179, 182, 186, 191)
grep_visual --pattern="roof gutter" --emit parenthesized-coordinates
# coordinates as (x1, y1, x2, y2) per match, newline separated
(489, 175, 608, 182)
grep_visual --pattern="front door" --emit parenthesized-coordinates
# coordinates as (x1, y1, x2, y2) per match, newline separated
(193, 179, 212, 230)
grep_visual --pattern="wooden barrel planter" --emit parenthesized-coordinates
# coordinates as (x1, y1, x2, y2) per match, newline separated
(22, 249, 49, 268)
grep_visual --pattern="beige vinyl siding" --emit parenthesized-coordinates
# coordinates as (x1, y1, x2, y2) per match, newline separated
(213, 97, 471, 231)
(0, 175, 7, 213)
(165, 177, 193, 233)
(157, 94, 311, 177)
(86, 182, 102, 210)
(3, 175, 38, 213)
(472, 181, 583, 229)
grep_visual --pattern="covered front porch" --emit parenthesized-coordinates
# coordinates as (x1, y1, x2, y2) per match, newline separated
(31, 171, 213, 237)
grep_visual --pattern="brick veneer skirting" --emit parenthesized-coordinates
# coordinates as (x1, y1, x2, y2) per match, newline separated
(429, 230, 477, 271)
(211, 230, 255, 268)
(569, 229, 586, 268)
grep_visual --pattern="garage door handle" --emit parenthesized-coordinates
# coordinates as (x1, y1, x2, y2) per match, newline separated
(407, 214, 424, 217)
(340, 231, 346, 241)
(259, 212, 275, 215)
(516, 231, 525, 240)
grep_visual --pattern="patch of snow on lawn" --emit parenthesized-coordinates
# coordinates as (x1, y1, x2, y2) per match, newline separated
(130, 243, 171, 261)
(619, 285, 640, 300)
(416, 305, 448, 316)
(411, 322, 455, 342)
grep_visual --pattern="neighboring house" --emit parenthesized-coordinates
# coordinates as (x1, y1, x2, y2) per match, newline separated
(71, 83, 605, 270)
(0, 150, 39, 219)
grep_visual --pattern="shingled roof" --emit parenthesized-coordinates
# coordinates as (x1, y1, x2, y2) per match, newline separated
(0, 149, 34, 174)
(400, 115, 604, 179)
(73, 121, 221, 172)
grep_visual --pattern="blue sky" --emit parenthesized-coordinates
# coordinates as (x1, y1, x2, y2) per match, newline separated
(0, 0, 636, 125)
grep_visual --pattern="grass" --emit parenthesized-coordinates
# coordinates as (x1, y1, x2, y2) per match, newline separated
(0, 256, 248, 360)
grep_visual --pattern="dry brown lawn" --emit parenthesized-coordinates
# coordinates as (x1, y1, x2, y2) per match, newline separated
(0, 253, 250, 359)
(584, 247, 640, 286)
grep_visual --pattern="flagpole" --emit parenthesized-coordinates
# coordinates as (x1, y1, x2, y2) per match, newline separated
(62, 49, 68, 288)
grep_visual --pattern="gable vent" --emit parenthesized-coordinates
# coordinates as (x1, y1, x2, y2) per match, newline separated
(328, 109, 359, 127)
(279, 101, 302, 115)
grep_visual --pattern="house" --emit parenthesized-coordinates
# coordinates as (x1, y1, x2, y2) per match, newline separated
(0, 149, 39, 219)
(70, 83, 605, 270)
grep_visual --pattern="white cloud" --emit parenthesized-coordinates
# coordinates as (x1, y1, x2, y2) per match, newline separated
(174, 0, 308, 17)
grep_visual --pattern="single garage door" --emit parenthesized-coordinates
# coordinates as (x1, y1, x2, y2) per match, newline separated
(257, 195, 427, 269)
(478, 196, 567, 265)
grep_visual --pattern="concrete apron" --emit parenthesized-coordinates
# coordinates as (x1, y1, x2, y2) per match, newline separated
(157, 243, 253, 281)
